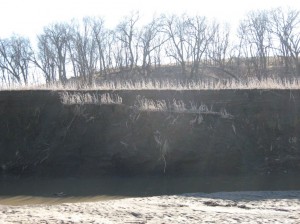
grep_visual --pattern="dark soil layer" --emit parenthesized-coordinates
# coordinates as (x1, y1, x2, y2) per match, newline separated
(0, 89, 300, 177)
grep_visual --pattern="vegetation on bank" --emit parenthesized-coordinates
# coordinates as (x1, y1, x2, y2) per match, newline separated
(0, 7, 300, 88)
(1, 76, 300, 90)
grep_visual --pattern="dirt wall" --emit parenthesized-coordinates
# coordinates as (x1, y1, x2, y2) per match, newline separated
(0, 89, 299, 176)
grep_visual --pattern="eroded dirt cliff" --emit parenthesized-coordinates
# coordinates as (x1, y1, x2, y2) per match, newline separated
(0, 90, 299, 176)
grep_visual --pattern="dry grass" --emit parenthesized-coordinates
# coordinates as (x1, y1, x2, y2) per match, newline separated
(60, 92, 123, 105)
(133, 95, 233, 118)
(1, 77, 300, 91)
(59, 92, 233, 119)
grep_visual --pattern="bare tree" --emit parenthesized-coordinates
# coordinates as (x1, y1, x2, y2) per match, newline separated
(186, 16, 215, 78)
(0, 36, 32, 85)
(31, 34, 57, 84)
(89, 17, 110, 78)
(163, 14, 190, 77)
(68, 18, 97, 85)
(116, 12, 140, 72)
(152, 37, 164, 68)
(139, 16, 168, 76)
(270, 8, 300, 76)
(110, 31, 125, 71)
(41, 23, 71, 84)
(238, 10, 271, 78)
(207, 23, 239, 79)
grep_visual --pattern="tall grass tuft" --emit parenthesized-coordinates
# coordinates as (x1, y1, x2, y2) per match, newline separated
(2, 77, 300, 91)
(60, 92, 123, 105)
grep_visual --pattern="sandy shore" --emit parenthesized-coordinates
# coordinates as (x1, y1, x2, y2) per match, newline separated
(1, 191, 300, 223)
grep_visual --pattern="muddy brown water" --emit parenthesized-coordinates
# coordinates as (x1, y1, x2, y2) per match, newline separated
(0, 174, 299, 205)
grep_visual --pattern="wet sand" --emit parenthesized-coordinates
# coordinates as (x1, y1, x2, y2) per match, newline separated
(0, 195, 126, 206)
(1, 191, 300, 223)
(1, 175, 299, 223)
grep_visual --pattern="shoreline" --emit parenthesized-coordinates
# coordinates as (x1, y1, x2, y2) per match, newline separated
(1, 191, 300, 223)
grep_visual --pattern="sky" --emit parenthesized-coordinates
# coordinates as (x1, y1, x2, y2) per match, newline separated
(0, 0, 300, 41)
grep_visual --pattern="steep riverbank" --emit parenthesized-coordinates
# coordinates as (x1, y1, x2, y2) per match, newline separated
(0, 89, 300, 176)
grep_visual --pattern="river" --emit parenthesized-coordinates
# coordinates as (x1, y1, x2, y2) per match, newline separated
(0, 173, 299, 205)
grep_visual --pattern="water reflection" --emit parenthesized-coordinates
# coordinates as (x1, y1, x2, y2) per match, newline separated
(0, 174, 299, 205)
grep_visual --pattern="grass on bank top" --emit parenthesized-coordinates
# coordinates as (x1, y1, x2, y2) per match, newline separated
(1, 77, 300, 91)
